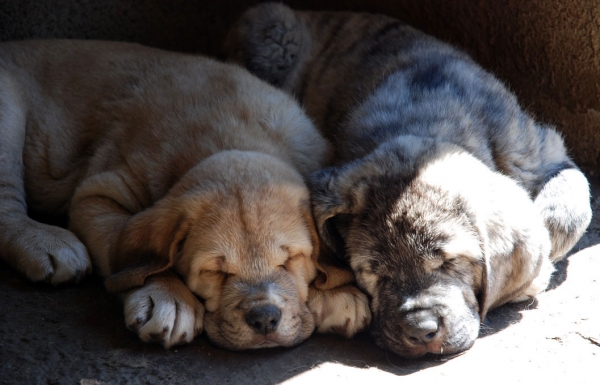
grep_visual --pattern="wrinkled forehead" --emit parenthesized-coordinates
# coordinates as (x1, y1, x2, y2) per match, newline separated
(347, 180, 480, 272)
(185, 187, 314, 266)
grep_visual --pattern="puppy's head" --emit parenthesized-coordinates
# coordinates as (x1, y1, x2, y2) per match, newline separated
(110, 151, 322, 349)
(310, 137, 550, 358)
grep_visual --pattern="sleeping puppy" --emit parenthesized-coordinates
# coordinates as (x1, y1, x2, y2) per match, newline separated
(225, 3, 592, 357)
(0, 40, 370, 350)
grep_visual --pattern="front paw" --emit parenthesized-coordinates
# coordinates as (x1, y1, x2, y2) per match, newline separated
(309, 285, 372, 338)
(124, 275, 205, 349)
(3, 219, 91, 285)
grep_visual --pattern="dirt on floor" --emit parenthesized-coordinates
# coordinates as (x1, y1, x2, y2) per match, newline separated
(1, 175, 599, 385)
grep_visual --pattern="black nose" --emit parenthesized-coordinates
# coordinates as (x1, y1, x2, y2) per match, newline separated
(402, 310, 440, 345)
(244, 305, 282, 335)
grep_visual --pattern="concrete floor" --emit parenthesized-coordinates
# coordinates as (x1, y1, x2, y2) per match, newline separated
(1, 176, 598, 385)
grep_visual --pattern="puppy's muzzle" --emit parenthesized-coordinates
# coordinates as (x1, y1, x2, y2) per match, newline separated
(245, 304, 282, 334)
(375, 284, 480, 357)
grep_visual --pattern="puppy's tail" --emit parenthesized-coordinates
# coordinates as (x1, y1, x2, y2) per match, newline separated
(224, 2, 309, 89)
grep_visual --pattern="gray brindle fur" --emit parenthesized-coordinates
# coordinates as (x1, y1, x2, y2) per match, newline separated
(226, 3, 592, 358)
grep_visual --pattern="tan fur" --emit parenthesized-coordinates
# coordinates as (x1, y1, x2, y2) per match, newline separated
(0, 40, 370, 349)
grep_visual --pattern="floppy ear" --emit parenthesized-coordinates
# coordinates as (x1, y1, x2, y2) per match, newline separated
(104, 197, 192, 293)
(475, 199, 552, 320)
(299, 197, 356, 290)
(309, 165, 366, 261)
(312, 244, 356, 290)
(478, 240, 551, 319)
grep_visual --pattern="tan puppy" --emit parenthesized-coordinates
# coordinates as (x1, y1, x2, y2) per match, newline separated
(0, 40, 370, 350)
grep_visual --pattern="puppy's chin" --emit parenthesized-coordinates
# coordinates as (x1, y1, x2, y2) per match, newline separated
(203, 302, 315, 350)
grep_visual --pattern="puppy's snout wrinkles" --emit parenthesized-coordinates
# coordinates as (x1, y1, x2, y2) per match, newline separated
(245, 304, 282, 334)
(402, 309, 441, 345)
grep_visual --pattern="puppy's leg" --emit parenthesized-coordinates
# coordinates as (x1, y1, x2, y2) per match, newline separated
(0, 75, 91, 284)
(224, 2, 308, 89)
(124, 272, 204, 349)
(531, 127, 591, 261)
(69, 171, 145, 277)
(497, 125, 591, 261)
(70, 171, 204, 347)
(534, 165, 591, 261)
(308, 285, 371, 338)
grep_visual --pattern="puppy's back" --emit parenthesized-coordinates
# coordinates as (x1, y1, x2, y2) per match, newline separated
(0, 40, 330, 212)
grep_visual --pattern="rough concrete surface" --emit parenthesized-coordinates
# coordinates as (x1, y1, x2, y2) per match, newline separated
(0, 1, 599, 383)
(0, 176, 598, 385)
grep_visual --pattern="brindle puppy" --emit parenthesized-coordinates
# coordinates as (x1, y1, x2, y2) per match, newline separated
(226, 3, 592, 357)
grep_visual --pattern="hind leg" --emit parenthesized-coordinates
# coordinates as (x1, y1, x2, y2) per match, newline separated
(224, 2, 308, 89)
(531, 128, 591, 260)
(498, 124, 592, 262)
(534, 166, 592, 261)
(0, 75, 91, 284)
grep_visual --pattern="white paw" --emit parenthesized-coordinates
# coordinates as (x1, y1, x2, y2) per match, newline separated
(124, 275, 205, 349)
(5, 220, 91, 285)
(309, 285, 372, 338)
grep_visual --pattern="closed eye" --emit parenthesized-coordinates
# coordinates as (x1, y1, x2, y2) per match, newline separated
(424, 255, 444, 270)
(196, 255, 230, 276)
(199, 269, 235, 278)
(442, 255, 463, 271)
